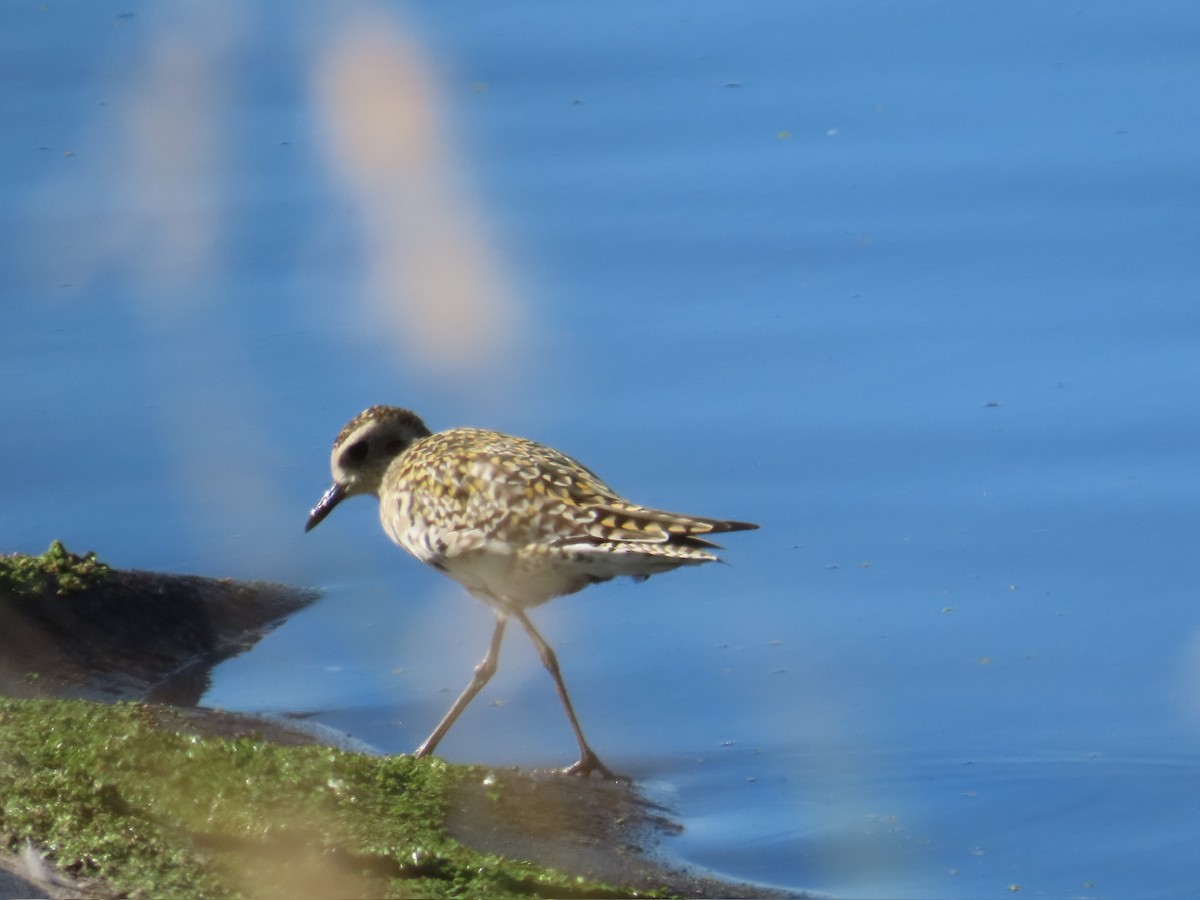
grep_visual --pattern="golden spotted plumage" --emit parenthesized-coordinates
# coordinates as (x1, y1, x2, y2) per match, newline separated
(383, 425, 747, 599)
(306, 405, 757, 778)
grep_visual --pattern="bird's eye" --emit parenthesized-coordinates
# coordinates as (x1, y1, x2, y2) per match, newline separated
(341, 440, 370, 466)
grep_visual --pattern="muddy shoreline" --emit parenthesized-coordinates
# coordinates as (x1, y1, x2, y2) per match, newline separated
(0, 552, 800, 898)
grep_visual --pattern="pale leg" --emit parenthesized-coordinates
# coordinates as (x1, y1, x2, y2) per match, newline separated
(513, 608, 622, 780)
(415, 614, 507, 758)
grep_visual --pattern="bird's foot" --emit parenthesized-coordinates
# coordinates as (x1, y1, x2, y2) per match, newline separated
(562, 749, 629, 782)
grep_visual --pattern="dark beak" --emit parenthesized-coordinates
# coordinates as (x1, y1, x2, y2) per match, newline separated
(306, 482, 347, 532)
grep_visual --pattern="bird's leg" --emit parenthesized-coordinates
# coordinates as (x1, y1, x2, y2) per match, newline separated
(415, 614, 507, 759)
(512, 609, 625, 781)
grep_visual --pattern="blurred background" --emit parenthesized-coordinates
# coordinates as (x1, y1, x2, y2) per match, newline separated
(3, 2, 1199, 896)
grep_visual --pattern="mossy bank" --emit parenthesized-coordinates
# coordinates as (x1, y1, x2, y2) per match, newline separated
(0, 545, 792, 899)
(0, 698, 642, 899)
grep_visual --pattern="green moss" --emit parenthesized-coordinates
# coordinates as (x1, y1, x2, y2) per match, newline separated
(0, 541, 111, 600)
(0, 699, 641, 899)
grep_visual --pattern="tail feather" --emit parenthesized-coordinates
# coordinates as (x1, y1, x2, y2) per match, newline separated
(566, 537, 723, 583)
(545, 502, 756, 575)
(548, 505, 755, 583)
(583, 500, 758, 546)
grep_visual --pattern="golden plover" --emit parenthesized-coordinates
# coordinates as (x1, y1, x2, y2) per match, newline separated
(305, 405, 757, 777)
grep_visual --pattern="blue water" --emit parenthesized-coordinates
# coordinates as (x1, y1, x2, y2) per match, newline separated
(4, 2, 1200, 896)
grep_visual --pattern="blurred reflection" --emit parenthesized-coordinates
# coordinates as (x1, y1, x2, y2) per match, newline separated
(120, 26, 228, 312)
(315, 12, 522, 376)
(104, 5, 290, 572)
(23, 5, 522, 570)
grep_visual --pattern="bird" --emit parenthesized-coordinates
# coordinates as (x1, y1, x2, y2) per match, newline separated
(305, 405, 757, 778)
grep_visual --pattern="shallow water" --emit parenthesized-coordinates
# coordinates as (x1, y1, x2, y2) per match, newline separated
(5, 2, 1200, 896)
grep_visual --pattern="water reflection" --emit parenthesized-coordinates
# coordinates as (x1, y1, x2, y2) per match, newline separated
(314, 12, 523, 377)
(19, 3, 525, 571)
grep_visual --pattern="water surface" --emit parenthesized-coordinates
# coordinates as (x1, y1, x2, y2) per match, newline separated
(4, 2, 1199, 896)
